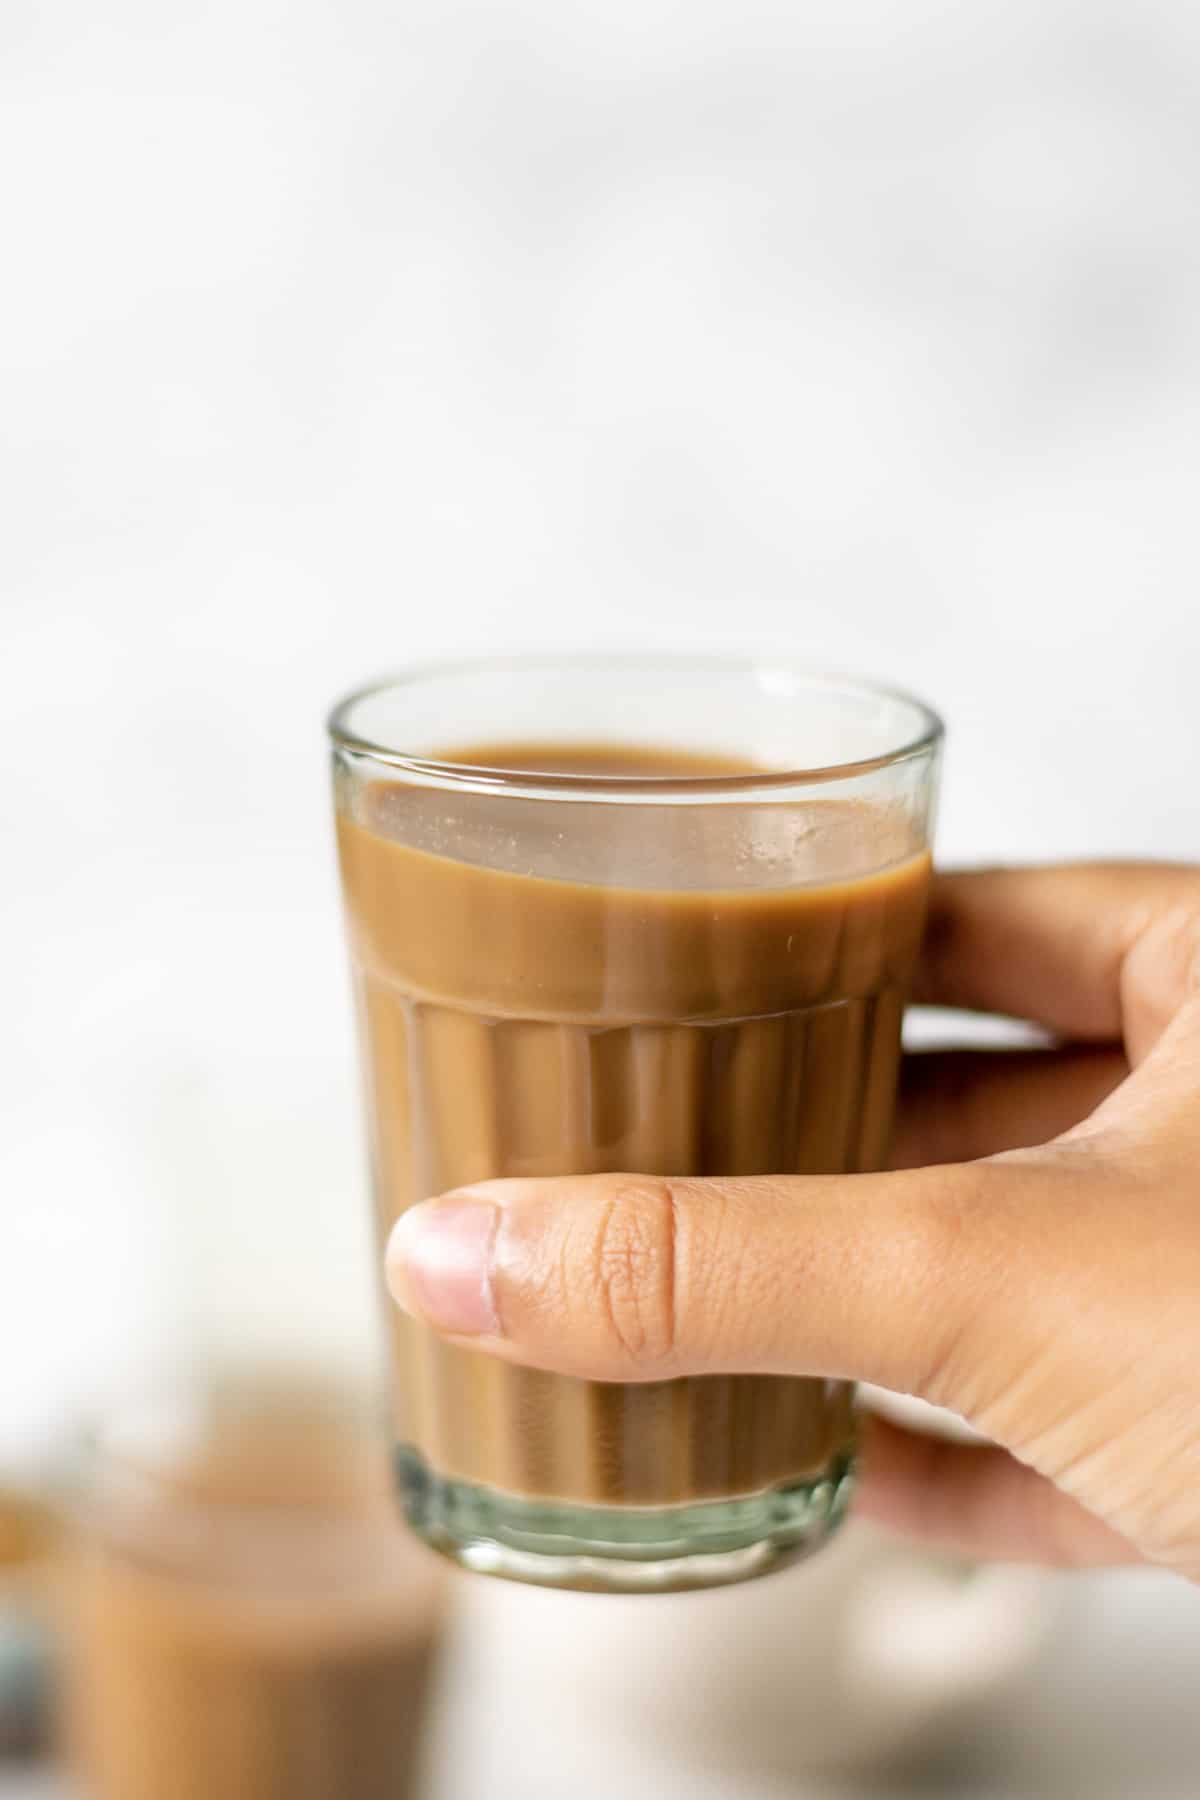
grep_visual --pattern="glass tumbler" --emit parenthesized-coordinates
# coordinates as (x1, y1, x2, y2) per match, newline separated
(330, 656, 942, 1592)
(60, 1374, 447, 1800)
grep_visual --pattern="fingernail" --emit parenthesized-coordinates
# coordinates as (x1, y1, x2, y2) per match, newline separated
(386, 1197, 500, 1336)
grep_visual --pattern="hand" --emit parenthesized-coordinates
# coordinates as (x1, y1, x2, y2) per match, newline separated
(386, 866, 1200, 1580)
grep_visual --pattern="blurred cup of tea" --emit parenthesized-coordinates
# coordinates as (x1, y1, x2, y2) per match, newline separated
(59, 1372, 448, 1800)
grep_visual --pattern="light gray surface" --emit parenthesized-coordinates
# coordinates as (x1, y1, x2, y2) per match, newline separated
(7, 1570, 1200, 1799)
(0, 1776, 67, 1800)
(419, 1569, 1200, 1800)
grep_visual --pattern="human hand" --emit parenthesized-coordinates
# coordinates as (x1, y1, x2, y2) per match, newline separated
(386, 866, 1200, 1580)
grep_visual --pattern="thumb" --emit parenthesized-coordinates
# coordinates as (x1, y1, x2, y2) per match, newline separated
(385, 1162, 1023, 1406)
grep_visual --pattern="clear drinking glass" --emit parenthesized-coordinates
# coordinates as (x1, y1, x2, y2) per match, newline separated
(330, 656, 942, 1593)
(60, 1374, 447, 1800)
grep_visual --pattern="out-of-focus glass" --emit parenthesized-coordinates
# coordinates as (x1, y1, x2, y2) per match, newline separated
(330, 656, 943, 1593)
(59, 1374, 448, 1800)
(0, 1487, 57, 1758)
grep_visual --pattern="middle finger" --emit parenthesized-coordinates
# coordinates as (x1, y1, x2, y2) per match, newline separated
(891, 1046, 1128, 1169)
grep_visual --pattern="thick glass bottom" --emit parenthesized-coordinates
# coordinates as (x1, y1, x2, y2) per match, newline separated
(395, 1445, 855, 1593)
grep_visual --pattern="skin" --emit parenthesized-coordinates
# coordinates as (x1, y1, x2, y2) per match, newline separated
(387, 865, 1200, 1581)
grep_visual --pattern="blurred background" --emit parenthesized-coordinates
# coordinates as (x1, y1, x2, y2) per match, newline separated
(3, 1, 1200, 1795)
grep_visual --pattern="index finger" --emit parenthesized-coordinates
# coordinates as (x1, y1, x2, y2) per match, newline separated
(914, 864, 1200, 1042)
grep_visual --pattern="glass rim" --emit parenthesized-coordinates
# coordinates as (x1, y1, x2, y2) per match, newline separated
(327, 653, 944, 795)
(55, 1369, 389, 1520)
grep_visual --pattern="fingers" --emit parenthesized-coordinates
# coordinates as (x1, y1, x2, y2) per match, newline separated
(916, 865, 1200, 1045)
(892, 1046, 1128, 1168)
(386, 1163, 1020, 1401)
(857, 1415, 1136, 1568)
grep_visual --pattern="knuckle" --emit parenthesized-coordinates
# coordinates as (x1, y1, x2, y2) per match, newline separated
(1161, 901, 1200, 1000)
(588, 1176, 682, 1369)
(1121, 889, 1200, 1054)
(1148, 897, 1200, 974)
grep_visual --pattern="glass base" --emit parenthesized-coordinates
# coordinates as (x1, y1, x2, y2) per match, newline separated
(395, 1445, 855, 1593)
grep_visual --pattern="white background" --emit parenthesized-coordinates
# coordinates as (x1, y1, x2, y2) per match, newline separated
(3, 2, 1200, 1794)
